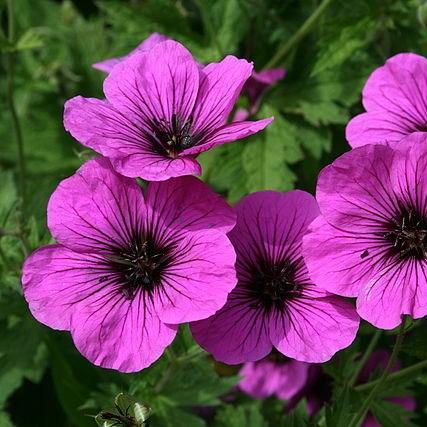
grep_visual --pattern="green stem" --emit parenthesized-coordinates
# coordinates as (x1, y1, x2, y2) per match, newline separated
(6, 0, 27, 208)
(194, 0, 223, 56)
(348, 317, 408, 427)
(349, 329, 382, 387)
(356, 359, 427, 393)
(264, 0, 333, 69)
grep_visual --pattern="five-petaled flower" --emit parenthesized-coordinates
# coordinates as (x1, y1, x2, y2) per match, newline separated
(303, 136, 427, 329)
(65, 40, 273, 181)
(191, 190, 360, 364)
(346, 53, 427, 148)
(22, 158, 237, 372)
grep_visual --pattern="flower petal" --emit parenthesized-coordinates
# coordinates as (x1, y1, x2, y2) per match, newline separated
(22, 244, 108, 330)
(48, 157, 144, 253)
(145, 176, 236, 234)
(346, 111, 412, 148)
(192, 56, 253, 134)
(153, 231, 237, 323)
(71, 289, 177, 372)
(104, 40, 199, 127)
(182, 118, 273, 155)
(190, 289, 273, 364)
(93, 33, 169, 73)
(357, 260, 427, 329)
(269, 290, 360, 362)
(303, 216, 389, 297)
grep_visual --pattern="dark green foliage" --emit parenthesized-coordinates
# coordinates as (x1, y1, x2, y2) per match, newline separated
(2, 0, 427, 426)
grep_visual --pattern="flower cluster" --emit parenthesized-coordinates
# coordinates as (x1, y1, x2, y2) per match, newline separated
(21, 32, 426, 390)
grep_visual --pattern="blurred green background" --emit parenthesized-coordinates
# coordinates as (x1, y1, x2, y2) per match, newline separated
(1, 0, 427, 426)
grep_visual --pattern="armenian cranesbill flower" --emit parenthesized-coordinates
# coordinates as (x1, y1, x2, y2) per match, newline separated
(22, 158, 237, 372)
(303, 136, 427, 329)
(191, 190, 359, 364)
(346, 53, 427, 147)
(65, 40, 272, 181)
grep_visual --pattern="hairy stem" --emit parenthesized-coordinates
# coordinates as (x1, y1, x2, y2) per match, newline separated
(348, 317, 408, 427)
(349, 329, 382, 387)
(264, 0, 333, 69)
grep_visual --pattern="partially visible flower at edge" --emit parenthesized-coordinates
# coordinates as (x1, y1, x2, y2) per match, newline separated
(346, 52, 427, 148)
(191, 190, 360, 364)
(303, 136, 427, 329)
(66, 39, 273, 181)
(22, 157, 237, 372)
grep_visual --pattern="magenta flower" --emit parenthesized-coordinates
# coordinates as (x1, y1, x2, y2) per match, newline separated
(92, 32, 169, 73)
(65, 40, 272, 181)
(346, 53, 427, 148)
(234, 68, 286, 121)
(239, 350, 309, 400)
(21, 158, 237, 372)
(303, 137, 427, 329)
(191, 190, 359, 364)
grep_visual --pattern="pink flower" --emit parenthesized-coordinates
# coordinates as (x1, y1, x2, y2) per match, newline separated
(346, 53, 427, 148)
(92, 33, 169, 73)
(191, 190, 359, 364)
(22, 158, 237, 372)
(234, 68, 286, 121)
(303, 136, 427, 329)
(65, 40, 272, 181)
(239, 351, 309, 400)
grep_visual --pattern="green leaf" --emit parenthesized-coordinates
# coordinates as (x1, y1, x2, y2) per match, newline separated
(243, 106, 303, 193)
(15, 27, 45, 51)
(325, 387, 354, 427)
(0, 293, 47, 407)
(311, 18, 376, 77)
(214, 403, 267, 427)
(371, 399, 415, 427)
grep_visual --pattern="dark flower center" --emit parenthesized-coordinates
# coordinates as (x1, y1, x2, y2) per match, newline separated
(107, 237, 173, 300)
(414, 122, 427, 132)
(249, 259, 302, 311)
(150, 113, 198, 157)
(384, 208, 427, 260)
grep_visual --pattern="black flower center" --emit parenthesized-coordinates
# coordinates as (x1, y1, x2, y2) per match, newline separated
(107, 236, 173, 300)
(414, 122, 427, 132)
(249, 259, 302, 311)
(384, 208, 427, 260)
(150, 113, 198, 157)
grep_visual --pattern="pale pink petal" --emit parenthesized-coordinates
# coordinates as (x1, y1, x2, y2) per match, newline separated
(47, 157, 144, 253)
